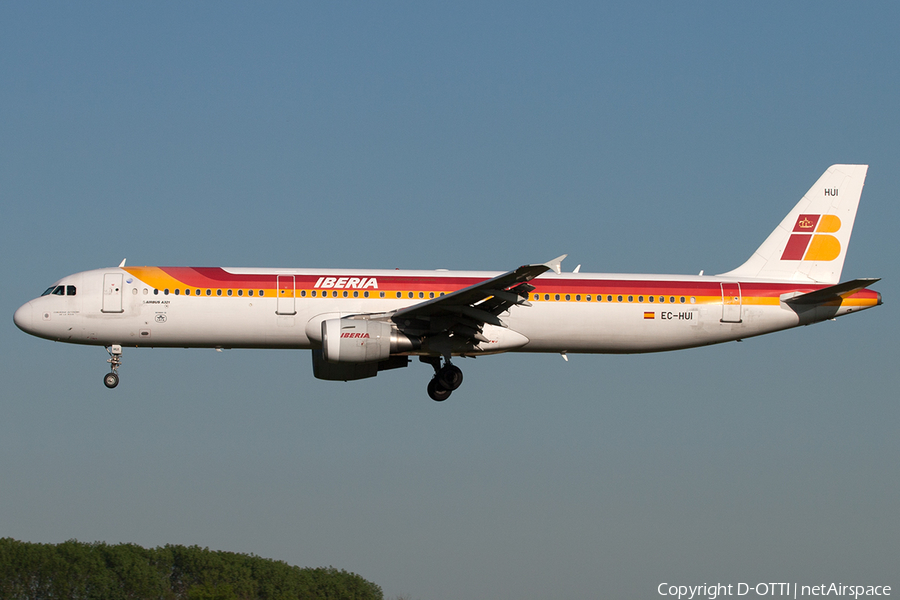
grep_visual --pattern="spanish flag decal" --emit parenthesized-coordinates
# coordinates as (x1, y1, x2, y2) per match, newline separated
(644, 312, 655, 319)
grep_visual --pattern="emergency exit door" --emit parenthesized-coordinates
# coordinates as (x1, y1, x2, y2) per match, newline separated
(102, 273, 124, 313)
(720, 282, 742, 323)
(276, 275, 296, 315)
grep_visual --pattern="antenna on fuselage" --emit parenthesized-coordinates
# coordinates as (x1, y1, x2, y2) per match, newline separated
(118, 259, 126, 267)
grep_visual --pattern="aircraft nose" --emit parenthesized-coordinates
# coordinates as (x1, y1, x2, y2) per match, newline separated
(14, 301, 34, 334)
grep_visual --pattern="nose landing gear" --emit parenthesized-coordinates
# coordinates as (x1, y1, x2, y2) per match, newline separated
(422, 356, 464, 401)
(104, 345, 122, 389)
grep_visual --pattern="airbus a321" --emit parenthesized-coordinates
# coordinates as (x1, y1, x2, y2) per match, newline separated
(14, 165, 881, 400)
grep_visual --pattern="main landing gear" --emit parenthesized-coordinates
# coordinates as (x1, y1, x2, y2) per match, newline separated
(421, 356, 464, 401)
(104, 345, 122, 389)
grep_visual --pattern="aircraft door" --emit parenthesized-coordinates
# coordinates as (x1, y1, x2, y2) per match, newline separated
(102, 273, 124, 313)
(720, 282, 742, 323)
(276, 275, 296, 315)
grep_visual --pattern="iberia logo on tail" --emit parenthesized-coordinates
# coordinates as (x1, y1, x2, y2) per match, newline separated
(780, 214, 842, 261)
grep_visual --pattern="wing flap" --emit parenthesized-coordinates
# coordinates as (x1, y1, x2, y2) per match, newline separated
(388, 256, 563, 348)
(391, 258, 559, 321)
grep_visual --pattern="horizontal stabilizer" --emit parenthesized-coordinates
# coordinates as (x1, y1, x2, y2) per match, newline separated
(783, 278, 880, 305)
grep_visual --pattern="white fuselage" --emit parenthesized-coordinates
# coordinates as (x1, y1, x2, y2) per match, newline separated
(12, 165, 881, 398)
(13, 266, 879, 355)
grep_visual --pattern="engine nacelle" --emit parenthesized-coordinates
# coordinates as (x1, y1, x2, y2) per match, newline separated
(321, 318, 417, 363)
(311, 350, 409, 381)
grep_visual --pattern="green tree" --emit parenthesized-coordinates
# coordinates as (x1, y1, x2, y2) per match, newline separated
(0, 539, 382, 600)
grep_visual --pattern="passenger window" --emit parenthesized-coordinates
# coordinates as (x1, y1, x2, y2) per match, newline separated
(680, 296, 685, 303)
(565, 294, 570, 301)
(164, 289, 170, 295)
(196, 290, 201, 296)
(544, 294, 550, 301)
(617, 295, 622, 302)
(586, 295, 591, 301)
(185, 289, 190, 295)
(67, 286, 77, 296)
(343, 291, 348, 298)
(142, 288, 148, 295)
(228, 290, 233, 296)
(216, 289, 222, 296)
(248, 290, 254, 296)
(429, 292, 434, 299)
(555, 294, 560, 301)
(408, 292, 413, 299)
(575, 295, 581, 301)
(239, 290, 244, 297)
(670, 297, 675, 303)
(628, 296, 633, 302)
(206, 289, 211, 296)
(363, 291, 369, 298)
(174, 289, 180, 295)
(638, 296, 644, 302)
(153, 289, 159, 295)
(659, 296, 665, 303)
(259, 290, 264, 296)
(690, 297, 696, 304)
(132, 288, 137, 295)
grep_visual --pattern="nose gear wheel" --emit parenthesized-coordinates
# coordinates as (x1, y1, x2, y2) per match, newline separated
(104, 345, 123, 389)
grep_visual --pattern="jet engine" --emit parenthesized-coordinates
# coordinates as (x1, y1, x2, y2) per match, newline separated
(321, 318, 418, 363)
(311, 318, 418, 381)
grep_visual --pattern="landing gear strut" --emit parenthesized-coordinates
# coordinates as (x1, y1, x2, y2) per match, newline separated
(421, 356, 464, 401)
(104, 345, 122, 389)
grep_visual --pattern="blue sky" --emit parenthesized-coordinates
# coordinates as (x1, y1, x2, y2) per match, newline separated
(1, 3, 898, 599)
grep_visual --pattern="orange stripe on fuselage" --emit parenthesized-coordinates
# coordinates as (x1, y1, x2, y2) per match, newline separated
(122, 267, 879, 308)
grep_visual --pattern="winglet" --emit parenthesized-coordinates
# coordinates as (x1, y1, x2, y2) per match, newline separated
(544, 254, 567, 275)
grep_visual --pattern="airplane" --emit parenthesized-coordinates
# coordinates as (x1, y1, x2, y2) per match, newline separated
(14, 164, 882, 401)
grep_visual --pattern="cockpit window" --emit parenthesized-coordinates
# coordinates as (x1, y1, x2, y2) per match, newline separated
(42, 285, 75, 296)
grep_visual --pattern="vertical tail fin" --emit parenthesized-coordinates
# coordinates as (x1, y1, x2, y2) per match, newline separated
(719, 164, 869, 284)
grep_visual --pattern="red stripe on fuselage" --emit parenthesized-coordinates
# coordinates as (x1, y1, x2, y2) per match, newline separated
(144, 267, 879, 304)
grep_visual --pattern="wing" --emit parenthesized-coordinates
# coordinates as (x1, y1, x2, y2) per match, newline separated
(379, 255, 566, 353)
